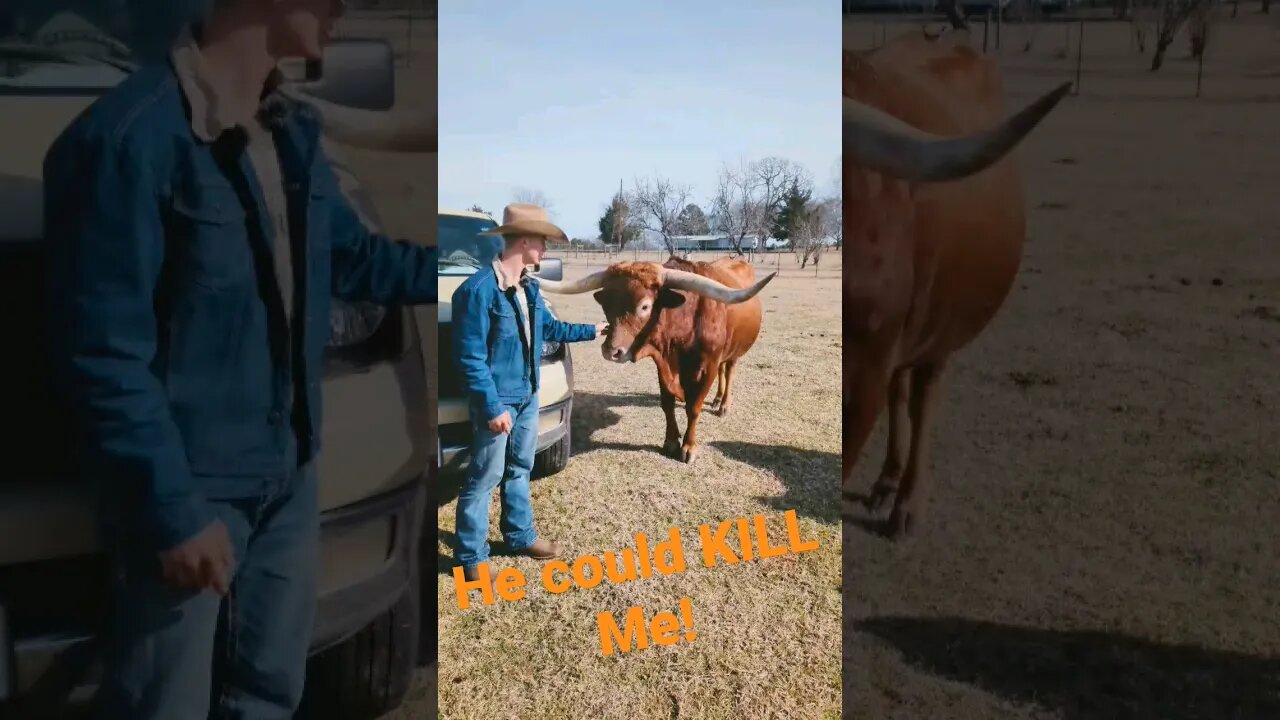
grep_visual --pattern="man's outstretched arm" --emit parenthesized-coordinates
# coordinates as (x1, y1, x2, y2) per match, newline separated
(538, 295, 601, 343)
(317, 144, 438, 305)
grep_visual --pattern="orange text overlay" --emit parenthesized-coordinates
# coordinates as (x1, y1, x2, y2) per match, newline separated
(451, 509, 820, 655)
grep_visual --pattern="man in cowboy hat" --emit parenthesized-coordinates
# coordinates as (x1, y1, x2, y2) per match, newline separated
(43, 1, 434, 717)
(451, 203, 607, 580)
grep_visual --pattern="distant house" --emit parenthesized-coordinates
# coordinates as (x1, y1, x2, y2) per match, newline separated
(669, 234, 759, 252)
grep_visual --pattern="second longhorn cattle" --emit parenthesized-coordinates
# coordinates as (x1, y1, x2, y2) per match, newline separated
(535, 257, 775, 463)
(842, 32, 1071, 538)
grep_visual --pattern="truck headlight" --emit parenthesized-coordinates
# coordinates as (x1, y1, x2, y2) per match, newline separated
(540, 300, 562, 362)
(329, 300, 386, 348)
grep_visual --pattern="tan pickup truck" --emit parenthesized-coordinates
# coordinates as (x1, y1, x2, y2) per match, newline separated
(0, 9, 433, 719)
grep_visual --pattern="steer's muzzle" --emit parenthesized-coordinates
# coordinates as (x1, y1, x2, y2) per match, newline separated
(602, 344, 631, 363)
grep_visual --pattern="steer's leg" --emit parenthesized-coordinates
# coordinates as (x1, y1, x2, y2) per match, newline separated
(712, 359, 739, 417)
(709, 362, 727, 412)
(679, 354, 720, 464)
(842, 356, 892, 500)
(867, 367, 911, 512)
(654, 358, 682, 457)
(887, 360, 947, 540)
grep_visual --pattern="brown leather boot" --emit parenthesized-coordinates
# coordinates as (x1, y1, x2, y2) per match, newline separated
(514, 538, 560, 560)
(460, 565, 500, 601)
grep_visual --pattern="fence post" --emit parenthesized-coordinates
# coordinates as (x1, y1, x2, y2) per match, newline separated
(1074, 20, 1084, 95)
(1195, 40, 1205, 97)
(996, 0, 1003, 51)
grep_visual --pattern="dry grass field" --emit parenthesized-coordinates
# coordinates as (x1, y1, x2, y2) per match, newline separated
(426, 253, 842, 720)
(843, 9, 1280, 720)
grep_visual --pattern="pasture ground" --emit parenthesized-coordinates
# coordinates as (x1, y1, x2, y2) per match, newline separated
(844, 10, 1280, 720)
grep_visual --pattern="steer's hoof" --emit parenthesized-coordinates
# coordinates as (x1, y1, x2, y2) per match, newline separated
(866, 477, 898, 513)
(712, 402, 730, 417)
(681, 445, 700, 464)
(884, 505, 919, 541)
(663, 439, 682, 457)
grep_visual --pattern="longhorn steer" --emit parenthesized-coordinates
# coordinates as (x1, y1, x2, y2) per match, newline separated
(842, 33, 1071, 538)
(537, 257, 776, 463)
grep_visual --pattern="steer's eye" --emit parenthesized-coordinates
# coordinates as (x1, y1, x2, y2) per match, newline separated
(640, 303, 651, 312)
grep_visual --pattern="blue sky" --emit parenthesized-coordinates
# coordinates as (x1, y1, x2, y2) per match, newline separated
(438, 0, 840, 240)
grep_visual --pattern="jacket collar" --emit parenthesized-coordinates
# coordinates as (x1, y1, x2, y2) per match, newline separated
(492, 258, 531, 292)
(169, 27, 290, 143)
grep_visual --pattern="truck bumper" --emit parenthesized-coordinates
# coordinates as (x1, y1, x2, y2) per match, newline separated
(438, 397, 571, 475)
(0, 473, 425, 713)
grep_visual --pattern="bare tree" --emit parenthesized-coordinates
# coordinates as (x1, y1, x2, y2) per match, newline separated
(1149, 0, 1213, 71)
(599, 182, 641, 252)
(938, 0, 969, 29)
(1187, 0, 1217, 59)
(511, 187, 555, 216)
(792, 198, 838, 269)
(630, 177, 693, 256)
(1131, 2, 1154, 53)
(710, 160, 765, 255)
(752, 157, 812, 244)
(709, 157, 815, 256)
(826, 158, 843, 250)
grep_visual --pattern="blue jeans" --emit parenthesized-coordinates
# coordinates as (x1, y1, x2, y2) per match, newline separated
(94, 462, 319, 720)
(454, 396, 539, 567)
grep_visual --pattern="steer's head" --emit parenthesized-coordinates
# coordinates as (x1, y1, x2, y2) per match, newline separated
(535, 262, 776, 363)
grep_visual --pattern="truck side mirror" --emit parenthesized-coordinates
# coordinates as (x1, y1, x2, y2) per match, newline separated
(534, 258, 563, 281)
(281, 38, 396, 111)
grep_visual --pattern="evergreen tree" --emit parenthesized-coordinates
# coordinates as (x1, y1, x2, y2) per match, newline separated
(771, 181, 812, 241)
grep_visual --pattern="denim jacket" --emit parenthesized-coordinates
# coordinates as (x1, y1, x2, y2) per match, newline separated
(451, 263, 597, 423)
(43, 61, 437, 550)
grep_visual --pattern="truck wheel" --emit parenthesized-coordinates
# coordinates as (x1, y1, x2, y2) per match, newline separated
(532, 428, 571, 478)
(300, 580, 419, 720)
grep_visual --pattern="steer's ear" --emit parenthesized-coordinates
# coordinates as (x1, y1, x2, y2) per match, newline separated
(593, 290, 606, 304)
(658, 288, 686, 309)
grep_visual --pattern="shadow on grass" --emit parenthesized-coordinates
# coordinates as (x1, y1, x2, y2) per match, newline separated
(713, 441, 840, 525)
(434, 528, 518, 576)
(574, 393, 842, 525)
(853, 616, 1280, 720)
(842, 491, 896, 539)
(571, 390, 661, 456)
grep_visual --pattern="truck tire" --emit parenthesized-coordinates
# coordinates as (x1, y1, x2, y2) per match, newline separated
(299, 579, 419, 720)
(532, 427, 571, 478)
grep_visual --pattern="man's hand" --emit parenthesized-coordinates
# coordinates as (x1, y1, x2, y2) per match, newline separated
(158, 519, 235, 595)
(595, 321, 610, 337)
(488, 411, 513, 434)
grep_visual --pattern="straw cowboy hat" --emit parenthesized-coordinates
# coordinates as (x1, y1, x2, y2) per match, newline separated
(478, 203, 568, 242)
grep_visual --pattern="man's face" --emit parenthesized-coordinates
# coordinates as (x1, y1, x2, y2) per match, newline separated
(518, 235, 547, 266)
(266, 0, 344, 60)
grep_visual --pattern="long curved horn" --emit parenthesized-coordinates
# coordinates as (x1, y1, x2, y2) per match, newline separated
(661, 268, 777, 304)
(279, 87, 437, 153)
(844, 81, 1072, 182)
(531, 269, 610, 294)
